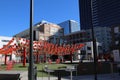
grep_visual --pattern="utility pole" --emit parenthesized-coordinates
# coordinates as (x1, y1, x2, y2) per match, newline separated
(28, 0, 34, 80)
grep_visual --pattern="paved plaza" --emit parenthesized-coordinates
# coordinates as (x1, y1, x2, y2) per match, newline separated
(0, 71, 119, 80)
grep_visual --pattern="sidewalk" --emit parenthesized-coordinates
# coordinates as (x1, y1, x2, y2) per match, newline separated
(37, 73, 120, 80)
(0, 71, 28, 80)
(0, 71, 119, 80)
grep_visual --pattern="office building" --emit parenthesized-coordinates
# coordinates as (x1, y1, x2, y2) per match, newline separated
(64, 30, 87, 44)
(111, 25, 120, 61)
(80, 41, 102, 60)
(111, 26, 120, 49)
(79, 0, 120, 30)
(79, 0, 92, 30)
(86, 27, 112, 52)
(14, 21, 64, 62)
(63, 30, 102, 60)
(14, 21, 64, 44)
(58, 20, 80, 35)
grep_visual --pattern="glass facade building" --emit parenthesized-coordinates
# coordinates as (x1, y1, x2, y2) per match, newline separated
(79, 0, 92, 30)
(86, 27, 112, 52)
(79, 0, 120, 30)
(58, 20, 80, 35)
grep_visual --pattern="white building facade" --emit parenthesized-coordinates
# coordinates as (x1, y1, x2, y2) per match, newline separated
(78, 41, 103, 60)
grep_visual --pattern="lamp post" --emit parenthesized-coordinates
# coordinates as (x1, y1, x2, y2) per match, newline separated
(28, 0, 34, 80)
(90, 0, 98, 80)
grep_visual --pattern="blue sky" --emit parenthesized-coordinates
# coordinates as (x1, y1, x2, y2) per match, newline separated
(0, 0, 80, 37)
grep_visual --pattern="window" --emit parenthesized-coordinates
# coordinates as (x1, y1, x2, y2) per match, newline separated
(88, 53, 91, 55)
(81, 50, 86, 55)
(115, 41, 119, 45)
(87, 47, 91, 50)
(50, 27, 59, 35)
(114, 27, 119, 33)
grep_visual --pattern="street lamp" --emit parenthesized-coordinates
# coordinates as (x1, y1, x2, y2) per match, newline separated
(28, 0, 34, 80)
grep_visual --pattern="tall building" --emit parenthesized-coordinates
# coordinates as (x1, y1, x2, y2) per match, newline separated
(79, 0, 92, 30)
(79, 0, 120, 30)
(86, 27, 112, 52)
(111, 26, 120, 51)
(58, 20, 80, 35)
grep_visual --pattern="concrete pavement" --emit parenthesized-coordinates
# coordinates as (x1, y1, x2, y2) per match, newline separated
(0, 71, 120, 80)
(37, 73, 120, 80)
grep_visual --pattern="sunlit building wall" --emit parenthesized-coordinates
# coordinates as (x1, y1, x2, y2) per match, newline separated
(14, 21, 64, 44)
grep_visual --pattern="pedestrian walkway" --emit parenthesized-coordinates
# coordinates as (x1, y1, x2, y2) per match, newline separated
(0, 71, 119, 80)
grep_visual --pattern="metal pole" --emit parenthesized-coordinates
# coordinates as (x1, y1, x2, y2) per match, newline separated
(90, 0, 98, 80)
(48, 72, 50, 80)
(70, 70, 73, 80)
(28, 0, 34, 80)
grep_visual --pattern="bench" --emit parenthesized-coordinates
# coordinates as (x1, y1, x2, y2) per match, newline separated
(0, 73, 21, 80)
